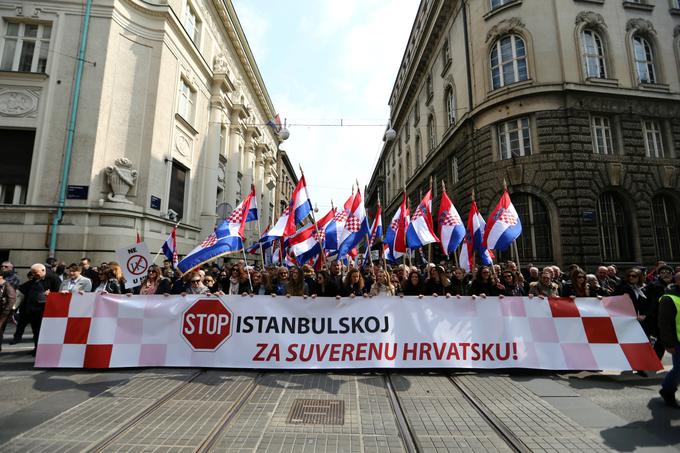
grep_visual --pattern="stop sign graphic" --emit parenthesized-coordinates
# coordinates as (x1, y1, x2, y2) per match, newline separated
(181, 299, 233, 350)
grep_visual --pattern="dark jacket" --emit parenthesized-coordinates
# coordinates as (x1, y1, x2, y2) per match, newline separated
(0, 283, 16, 314)
(613, 282, 648, 316)
(401, 281, 424, 296)
(82, 267, 100, 291)
(658, 285, 680, 347)
(424, 280, 450, 296)
(643, 278, 668, 336)
(342, 283, 365, 297)
(310, 280, 338, 297)
(449, 278, 469, 296)
(470, 279, 500, 296)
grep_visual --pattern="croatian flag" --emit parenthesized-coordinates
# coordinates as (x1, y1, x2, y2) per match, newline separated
(289, 224, 320, 265)
(459, 200, 493, 272)
(483, 190, 523, 252)
(245, 186, 258, 222)
(384, 192, 409, 263)
(247, 224, 270, 254)
(337, 188, 370, 259)
(406, 190, 439, 249)
(284, 175, 313, 236)
(324, 192, 354, 252)
(258, 206, 290, 243)
(363, 203, 383, 264)
(177, 220, 244, 273)
(161, 227, 179, 268)
(438, 191, 465, 256)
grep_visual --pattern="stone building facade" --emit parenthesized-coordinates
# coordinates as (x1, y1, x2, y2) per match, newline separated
(366, 0, 680, 268)
(274, 150, 298, 219)
(0, 0, 284, 270)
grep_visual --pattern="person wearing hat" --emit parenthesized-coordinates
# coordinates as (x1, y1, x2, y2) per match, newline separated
(658, 275, 680, 408)
(644, 265, 675, 359)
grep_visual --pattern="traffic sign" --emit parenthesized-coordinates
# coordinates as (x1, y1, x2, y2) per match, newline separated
(181, 298, 233, 351)
(116, 242, 152, 288)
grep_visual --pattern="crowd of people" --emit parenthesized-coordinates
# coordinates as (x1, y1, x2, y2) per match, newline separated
(0, 256, 678, 408)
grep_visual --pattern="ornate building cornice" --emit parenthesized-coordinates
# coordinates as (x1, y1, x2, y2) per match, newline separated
(626, 18, 656, 35)
(485, 17, 525, 43)
(575, 11, 606, 29)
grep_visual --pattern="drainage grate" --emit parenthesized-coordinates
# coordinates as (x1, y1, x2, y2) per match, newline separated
(287, 399, 345, 425)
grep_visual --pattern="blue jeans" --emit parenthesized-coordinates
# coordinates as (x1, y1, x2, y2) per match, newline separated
(662, 345, 680, 392)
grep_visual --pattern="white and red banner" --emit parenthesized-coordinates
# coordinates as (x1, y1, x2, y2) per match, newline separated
(35, 293, 662, 371)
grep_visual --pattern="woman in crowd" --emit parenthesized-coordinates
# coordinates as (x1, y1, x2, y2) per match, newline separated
(449, 267, 469, 296)
(273, 267, 289, 295)
(186, 272, 209, 294)
(613, 268, 648, 320)
(286, 266, 309, 296)
(138, 265, 171, 295)
(98, 262, 126, 294)
(222, 265, 244, 295)
(0, 273, 16, 352)
(500, 271, 525, 296)
(401, 270, 424, 296)
(561, 268, 590, 298)
(310, 270, 338, 297)
(424, 266, 450, 296)
(470, 266, 501, 297)
(528, 271, 560, 297)
(369, 268, 395, 296)
(243, 270, 267, 295)
(342, 268, 365, 297)
(204, 275, 218, 293)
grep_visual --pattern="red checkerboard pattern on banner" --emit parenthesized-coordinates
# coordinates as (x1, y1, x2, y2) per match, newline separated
(201, 232, 218, 248)
(345, 216, 361, 233)
(34, 293, 662, 370)
(226, 208, 244, 224)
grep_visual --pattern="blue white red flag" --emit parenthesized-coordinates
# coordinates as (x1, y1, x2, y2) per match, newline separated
(266, 114, 282, 134)
(438, 191, 465, 256)
(258, 206, 290, 243)
(247, 224, 270, 254)
(363, 202, 383, 264)
(337, 188, 370, 259)
(284, 175, 313, 236)
(177, 220, 243, 273)
(161, 227, 179, 268)
(288, 208, 335, 265)
(406, 190, 439, 249)
(245, 186, 258, 222)
(324, 192, 354, 252)
(483, 190, 522, 252)
(459, 200, 493, 272)
(384, 192, 409, 263)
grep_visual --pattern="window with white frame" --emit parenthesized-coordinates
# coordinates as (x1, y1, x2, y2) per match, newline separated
(643, 120, 666, 158)
(445, 87, 456, 128)
(491, 0, 513, 9)
(490, 35, 528, 90)
(497, 117, 531, 159)
(591, 116, 614, 155)
(427, 114, 436, 151)
(451, 156, 459, 185)
(581, 29, 607, 79)
(177, 78, 195, 123)
(183, 0, 201, 43)
(1, 22, 51, 73)
(633, 35, 656, 84)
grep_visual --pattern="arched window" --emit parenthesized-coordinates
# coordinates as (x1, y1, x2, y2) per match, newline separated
(427, 114, 436, 152)
(652, 194, 680, 260)
(581, 29, 606, 78)
(597, 192, 634, 261)
(499, 193, 552, 263)
(415, 135, 422, 166)
(445, 86, 456, 127)
(490, 35, 528, 90)
(633, 35, 656, 84)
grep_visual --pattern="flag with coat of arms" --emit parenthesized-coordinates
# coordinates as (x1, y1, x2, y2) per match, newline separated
(438, 190, 465, 256)
(459, 199, 493, 272)
(483, 190, 523, 252)
(406, 189, 439, 249)
(384, 192, 409, 263)
(284, 175, 313, 236)
(337, 188, 370, 259)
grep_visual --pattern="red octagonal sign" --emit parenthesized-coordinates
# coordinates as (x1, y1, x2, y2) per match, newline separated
(181, 298, 233, 351)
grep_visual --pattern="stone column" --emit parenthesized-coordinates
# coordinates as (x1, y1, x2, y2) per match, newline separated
(225, 112, 243, 207)
(199, 105, 222, 239)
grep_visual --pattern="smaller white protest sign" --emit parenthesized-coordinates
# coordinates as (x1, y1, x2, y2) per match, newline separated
(115, 242, 151, 288)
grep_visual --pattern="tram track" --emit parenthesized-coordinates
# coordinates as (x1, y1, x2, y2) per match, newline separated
(383, 372, 532, 453)
(83, 369, 262, 453)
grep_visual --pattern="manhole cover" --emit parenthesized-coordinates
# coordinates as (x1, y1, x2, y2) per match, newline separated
(287, 399, 345, 425)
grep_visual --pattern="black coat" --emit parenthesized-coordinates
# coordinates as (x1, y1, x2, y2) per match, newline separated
(470, 279, 500, 296)
(310, 280, 338, 297)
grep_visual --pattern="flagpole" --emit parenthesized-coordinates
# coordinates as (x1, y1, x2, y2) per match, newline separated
(249, 181, 267, 268)
(152, 217, 182, 265)
(427, 177, 433, 264)
(241, 246, 254, 292)
(298, 165, 325, 267)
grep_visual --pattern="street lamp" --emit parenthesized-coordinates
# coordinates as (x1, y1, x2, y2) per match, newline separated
(384, 121, 397, 142)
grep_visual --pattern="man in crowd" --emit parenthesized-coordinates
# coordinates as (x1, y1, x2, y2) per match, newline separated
(16, 263, 60, 355)
(644, 265, 675, 359)
(80, 257, 99, 290)
(1, 261, 20, 289)
(658, 273, 680, 408)
(60, 263, 92, 293)
(329, 260, 343, 288)
(596, 266, 615, 295)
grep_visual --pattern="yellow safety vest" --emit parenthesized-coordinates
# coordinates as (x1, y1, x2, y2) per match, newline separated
(662, 294, 680, 343)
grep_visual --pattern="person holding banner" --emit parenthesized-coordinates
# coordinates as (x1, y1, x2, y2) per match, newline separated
(470, 266, 501, 297)
(137, 265, 171, 296)
(368, 268, 395, 297)
(287, 267, 309, 297)
(342, 269, 365, 297)
(401, 270, 424, 296)
(528, 271, 560, 298)
(310, 270, 338, 298)
(449, 267, 469, 296)
(424, 266, 451, 296)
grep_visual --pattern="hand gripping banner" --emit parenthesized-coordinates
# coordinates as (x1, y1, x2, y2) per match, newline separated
(35, 293, 662, 371)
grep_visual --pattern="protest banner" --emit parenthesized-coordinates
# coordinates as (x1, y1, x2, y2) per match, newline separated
(35, 293, 662, 371)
